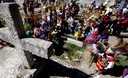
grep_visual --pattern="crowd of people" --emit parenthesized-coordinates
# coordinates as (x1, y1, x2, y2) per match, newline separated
(23, 0, 128, 40)
(21, 0, 128, 78)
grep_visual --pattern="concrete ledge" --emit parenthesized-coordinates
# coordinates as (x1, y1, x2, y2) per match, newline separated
(66, 38, 82, 47)
(21, 38, 53, 59)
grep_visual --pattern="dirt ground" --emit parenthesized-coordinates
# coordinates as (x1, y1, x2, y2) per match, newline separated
(61, 36, 126, 78)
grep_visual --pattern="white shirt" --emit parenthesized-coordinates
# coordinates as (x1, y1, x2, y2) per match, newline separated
(67, 17, 74, 27)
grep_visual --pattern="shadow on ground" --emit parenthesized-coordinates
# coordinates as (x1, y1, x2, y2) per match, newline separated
(103, 65, 128, 77)
(35, 56, 90, 78)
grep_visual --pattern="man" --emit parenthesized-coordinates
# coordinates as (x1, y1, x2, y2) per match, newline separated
(67, 16, 74, 34)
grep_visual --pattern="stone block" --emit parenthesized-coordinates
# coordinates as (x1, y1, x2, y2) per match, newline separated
(21, 38, 53, 59)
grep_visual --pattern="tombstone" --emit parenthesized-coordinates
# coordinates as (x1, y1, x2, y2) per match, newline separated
(0, 3, 53, 77)
(0, 3, 30, 68)
(0, 2, 53, 56)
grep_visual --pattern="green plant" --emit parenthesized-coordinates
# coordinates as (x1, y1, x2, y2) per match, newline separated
(115, 55, 128, 67)
(24, 22, 31, 31)
(59, 43, 87, 60)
